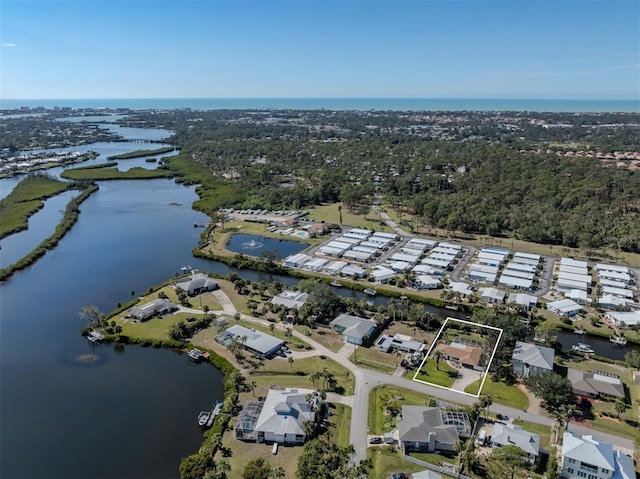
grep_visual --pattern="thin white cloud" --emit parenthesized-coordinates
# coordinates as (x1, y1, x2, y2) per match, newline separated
(1, 43, 17, 47)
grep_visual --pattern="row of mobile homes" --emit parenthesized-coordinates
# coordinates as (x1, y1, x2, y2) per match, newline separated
(547, 298, 584, 317)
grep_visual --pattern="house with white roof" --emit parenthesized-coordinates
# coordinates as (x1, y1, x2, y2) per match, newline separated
(560, 430, 635, 479)
(329, 313, 377, 345)
(481, 287, 506, 303)
(284, 253, 311, 268)
(130, 298, 178, 320)
(507, 292, 538, 309)
(371, 265, 397, 283)
(547, 299, 584, 317)
(340, 264, 367, 278)
(604, 311, 640, 328)
(598, 295, 632, 310)
(235, 388, 316, 444)
(271, 290, 309, 309)
(376, 333, 425, 354)
(512, 341, 554, 378)
(218, 324, 284, 358)
(491, 423, 541, 464)
(414, 275, 440, 290)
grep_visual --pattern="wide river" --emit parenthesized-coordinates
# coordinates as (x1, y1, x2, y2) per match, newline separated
(1, 119, 636, 478)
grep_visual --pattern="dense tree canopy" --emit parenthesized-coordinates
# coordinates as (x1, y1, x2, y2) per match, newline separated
(524, 371, 575, 413)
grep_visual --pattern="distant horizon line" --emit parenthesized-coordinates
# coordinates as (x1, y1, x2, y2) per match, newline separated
(3, 96, 639, 102)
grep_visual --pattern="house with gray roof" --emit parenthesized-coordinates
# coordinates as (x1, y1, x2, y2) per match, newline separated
(271, 290, 309, 309)
(566, 369, 625, 399)
(560, 430, 635, 479)
(218, 324, 284, 358)
(512, 341, 555, 378)
(130, 298, 177, 320)
(398, 406, 471, 453)
(491, 423, 540, 464)
(235, 388, 317, 444)
(329, 313, 377, 345)
(175, 273, 218, 296)
(376, 333, 425, 354)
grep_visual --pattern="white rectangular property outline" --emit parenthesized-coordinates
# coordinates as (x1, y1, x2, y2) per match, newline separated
(412, 317, 504, 398)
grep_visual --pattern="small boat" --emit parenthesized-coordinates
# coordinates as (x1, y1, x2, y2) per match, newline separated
(533, 335, 545, 344)
(445, 304, 459, 311)
(188, 348, 203, 361)
(610, 335, 627, 346)
(87, 330, 105, 342)
(572, 343, 594, 354)
(330, 280, 342, 287)
(180, 265, 193, 272)
(573, 327, 586, 335)
(364, 288, 377, 296)
(198, 411, 211, 427)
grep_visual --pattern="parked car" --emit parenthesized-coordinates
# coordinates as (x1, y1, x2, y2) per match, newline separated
(391, 473, 407, 479)
(281, 346, 291, 354)
(368, 437, 382, 444)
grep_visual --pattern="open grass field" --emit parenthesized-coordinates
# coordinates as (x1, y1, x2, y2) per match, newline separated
(464, 378, 529, 410)
(248, 355, 355, 397)
(327, 403, 352, 449)
(414, 357, 457, 388)
(220, 427, 301, 479)
(368, 385, 431, 434)
(367, 447, 425, 479)
(116, 311, 202, 341)
(305, 202, 395, 233)
(297, 326, 345, 353)
(350, 345, 399, 374)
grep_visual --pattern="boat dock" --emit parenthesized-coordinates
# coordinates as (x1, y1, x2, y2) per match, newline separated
(206, 401, 224, 427)
(187, 348, 210, 362)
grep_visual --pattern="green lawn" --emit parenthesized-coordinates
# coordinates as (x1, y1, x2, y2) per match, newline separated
(464, 378, 529, 410)
(366, 447, 424, 479)
(368, 385, 431, 434)
(408, 451, 458, 465)
(117, 311, 200, 340)
(61, 166, 173, 180)
(248, 356, 355, 397)
(414, 358, 457, 388)
(350, 346, 398, 374)
(305, 203, 394, 232)
(327, 403, 352, 449)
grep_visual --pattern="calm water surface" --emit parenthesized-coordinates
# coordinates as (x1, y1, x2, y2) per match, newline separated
(225, 233, 308, 259)
(0, 179, 225, 479)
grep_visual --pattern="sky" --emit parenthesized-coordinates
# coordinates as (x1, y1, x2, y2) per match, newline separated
(1, 0, 638, 100)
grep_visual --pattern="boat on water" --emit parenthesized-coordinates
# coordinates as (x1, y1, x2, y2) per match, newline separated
(180, 265, 193, 272)
(572, 343, 594, 354)
(330, 280, 342, 287)
(573, 327, 585, 335)
(187, 348, 203, 361)
(364, 288, 377, 296)
(87, 330, 104, 342)
(533, 335, 545, 344)
(198, 411, 211, 427)
(610, 335, 627, 346)
(445, 304, 459, 311)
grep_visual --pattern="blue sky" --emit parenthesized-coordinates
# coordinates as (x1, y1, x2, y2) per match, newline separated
(1, 0, 638, 99)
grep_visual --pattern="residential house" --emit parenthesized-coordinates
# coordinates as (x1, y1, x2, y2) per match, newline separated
(376, 333, 425, 354)
(512, 341, 554, 378)
(329, 313, 377, 345)
(271, 290, 309, 309)
(235, 388, 317, 444)
(560, 431, 635, 479)
(491, 423, 540, 464)
(436, 341, 483, 369)
(398, 406, 471, 453)
(130, 298, 177, 320)
(566, 369, 625, 399)
(175, 273, 218, 296)
(216, 324, 284, 358)
(547, 299, 584, 317)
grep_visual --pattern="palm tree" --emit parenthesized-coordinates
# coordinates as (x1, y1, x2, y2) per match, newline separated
(435, 350, 443, 371)
(479, 395, 493, 419)
(614, 399, 627, 419)
(288, 356, 294, 370)
(273, 466, 285, 479)
(302, 420, 315, 440)
(269, 323, 275, 335)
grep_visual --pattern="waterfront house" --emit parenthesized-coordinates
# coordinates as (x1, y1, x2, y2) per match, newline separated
(512, 341, 554, 378)
(235, 388, 316, 445)
(175, 273, 218, 296)
(560, 431, 635, 479)
(376, 333, 425, 354)
(130, 298, 178, 321)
